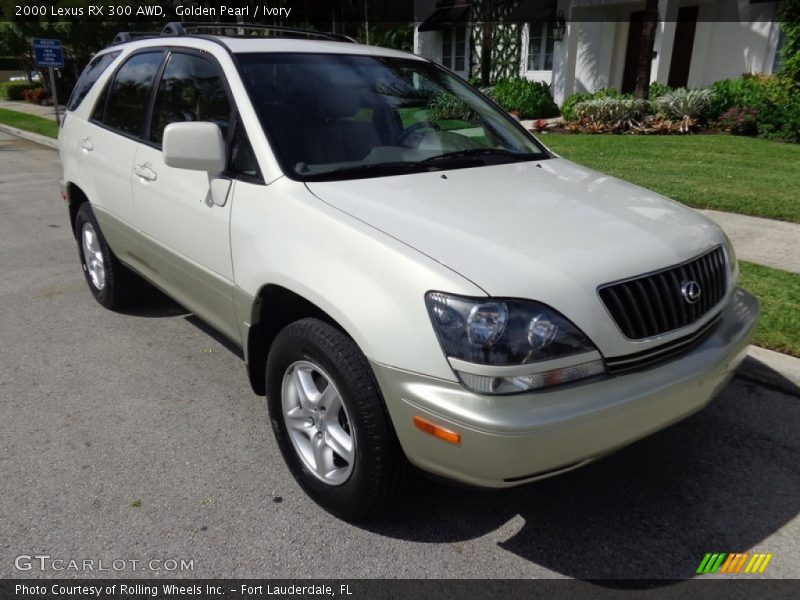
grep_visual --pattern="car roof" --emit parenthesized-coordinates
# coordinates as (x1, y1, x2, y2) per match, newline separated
(107, 35, 424, 62)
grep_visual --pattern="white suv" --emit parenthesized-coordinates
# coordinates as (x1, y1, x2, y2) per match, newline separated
(59, 23, 759, 521)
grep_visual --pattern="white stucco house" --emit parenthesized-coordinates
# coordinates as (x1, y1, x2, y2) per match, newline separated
(413, 0, 785, 104)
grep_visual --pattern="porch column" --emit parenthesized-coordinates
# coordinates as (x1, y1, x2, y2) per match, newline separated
(652, 0, 680, 84)
(552, 10, 579, 105)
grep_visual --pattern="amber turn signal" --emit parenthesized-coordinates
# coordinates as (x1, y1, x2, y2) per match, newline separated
(413, 416, 461, 445)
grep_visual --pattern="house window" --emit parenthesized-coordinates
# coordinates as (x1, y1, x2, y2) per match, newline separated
(443, 26, 467, 72)
(527, 21, 555, 71)
(772, 30, 785, 73)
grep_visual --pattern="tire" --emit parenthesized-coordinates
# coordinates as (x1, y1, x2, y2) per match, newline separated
(266, 318, 409, 521)
(74, 202, 140, 310)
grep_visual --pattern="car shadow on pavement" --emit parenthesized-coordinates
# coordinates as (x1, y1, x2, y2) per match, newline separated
(116, 283, 189, 318)
(363, 373, 800, 585)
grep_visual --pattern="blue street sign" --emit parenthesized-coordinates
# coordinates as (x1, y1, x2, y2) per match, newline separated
(33, 38, 64, 68)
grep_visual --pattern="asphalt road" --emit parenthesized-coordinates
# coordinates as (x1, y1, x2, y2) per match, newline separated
(1, 131, 799, 584)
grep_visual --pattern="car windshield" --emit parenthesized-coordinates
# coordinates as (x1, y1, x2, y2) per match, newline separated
(236, 53, 550, 181)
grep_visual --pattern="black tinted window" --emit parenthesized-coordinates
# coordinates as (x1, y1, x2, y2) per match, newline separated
(229, 119, 260, 180)
(149, 52, 230, 144)
(96, 51, 164, 136)
(67, 51, 120, 111)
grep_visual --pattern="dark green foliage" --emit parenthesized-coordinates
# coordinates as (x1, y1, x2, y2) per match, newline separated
(778, 0, 800, 84)
(490, 78, 559, 118)
(647, 81, 673, 100)
(706, 75, 773, 120)
(708, 74, 800, 143)
(4, 80, 42, 101)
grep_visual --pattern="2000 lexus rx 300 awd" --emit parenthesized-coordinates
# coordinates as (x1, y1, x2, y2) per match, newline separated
(59, 25, 759, 521)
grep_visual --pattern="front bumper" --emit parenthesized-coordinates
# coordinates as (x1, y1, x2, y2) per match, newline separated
(372, 288, 759, 488)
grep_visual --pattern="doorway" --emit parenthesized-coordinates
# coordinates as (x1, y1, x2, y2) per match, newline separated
(621, 11, 644, 94)
(668, 6, 699, 88)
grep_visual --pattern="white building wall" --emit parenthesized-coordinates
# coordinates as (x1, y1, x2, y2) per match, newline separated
(414, 0, 783, 106)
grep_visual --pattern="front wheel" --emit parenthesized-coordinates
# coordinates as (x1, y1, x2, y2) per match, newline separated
(74, 202, 140, 310)
(266, 318, 409, 521)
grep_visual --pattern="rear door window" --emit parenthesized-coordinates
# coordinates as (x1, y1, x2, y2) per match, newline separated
(92, 51, 165, 137)
(148, 52, 231, 145)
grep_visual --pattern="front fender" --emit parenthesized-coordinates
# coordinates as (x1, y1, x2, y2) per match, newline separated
(229, 177, 483, 382)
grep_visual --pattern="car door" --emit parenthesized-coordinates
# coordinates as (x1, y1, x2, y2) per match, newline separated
(78, 50, 165, 269)
(131, 49, 239, 341)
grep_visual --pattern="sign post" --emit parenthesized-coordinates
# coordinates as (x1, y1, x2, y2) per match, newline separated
(32, 38, 64, 125)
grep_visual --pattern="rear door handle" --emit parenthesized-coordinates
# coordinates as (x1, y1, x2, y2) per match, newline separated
(79, 137, 93, 152)
(133, 163, 157, 182)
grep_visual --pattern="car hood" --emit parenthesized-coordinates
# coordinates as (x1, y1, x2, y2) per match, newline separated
(305, 158, 725, 352)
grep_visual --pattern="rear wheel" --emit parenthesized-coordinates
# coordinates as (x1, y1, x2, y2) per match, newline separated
(74, 203, 140, 310)
(266, 318, 409, 521)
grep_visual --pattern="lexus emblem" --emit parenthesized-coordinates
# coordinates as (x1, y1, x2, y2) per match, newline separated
(681, 280, 702, 304)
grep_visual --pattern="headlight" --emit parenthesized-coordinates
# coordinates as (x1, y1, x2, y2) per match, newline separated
(425, 292, 606, 394)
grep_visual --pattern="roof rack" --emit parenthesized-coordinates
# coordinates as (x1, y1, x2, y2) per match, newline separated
(160, 22, 357, 43)
(110, 31, 160, 45)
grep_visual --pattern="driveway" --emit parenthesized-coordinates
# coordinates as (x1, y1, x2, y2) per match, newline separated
(1, 131, 799, 582)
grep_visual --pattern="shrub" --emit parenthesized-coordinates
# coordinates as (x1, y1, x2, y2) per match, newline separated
(706, 74, 776, 120)
(757, 89, 800, 143)
(430, 92, 476, 122)
(490, 78, 559, 119)
(561, 87, 623, 121)
(573, 97, 648, 131)
(4, 81, 42, 101)
(22, 87, 49, 105)
(647, 81, 673, 100)
(654, 88, 715, 120)
(718, 107, 759, 136)
(778, 0, 800, 84)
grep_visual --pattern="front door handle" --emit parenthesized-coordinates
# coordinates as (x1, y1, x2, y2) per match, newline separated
(79, 137, 93, 152)
(133, 163, 157, 182)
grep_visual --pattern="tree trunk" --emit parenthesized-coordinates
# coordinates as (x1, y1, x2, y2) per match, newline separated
(480, 0, 494, 87)
(634, 0, 659, 99)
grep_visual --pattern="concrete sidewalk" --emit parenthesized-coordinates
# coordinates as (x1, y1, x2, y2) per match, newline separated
(700, 209, 800, 275)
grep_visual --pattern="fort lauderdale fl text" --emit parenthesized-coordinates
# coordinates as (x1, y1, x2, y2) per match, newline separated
(16, 583, 353, 597)
(176, 5, 292, 18)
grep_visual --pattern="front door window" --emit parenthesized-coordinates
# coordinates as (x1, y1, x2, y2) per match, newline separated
(442, 26, 467, 73)
(527, 21, 555, 72)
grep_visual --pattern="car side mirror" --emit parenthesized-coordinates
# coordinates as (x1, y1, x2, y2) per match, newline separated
(163, 122, 226, 174)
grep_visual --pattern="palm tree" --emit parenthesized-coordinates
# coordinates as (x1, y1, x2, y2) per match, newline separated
(635, 0, 659, 99)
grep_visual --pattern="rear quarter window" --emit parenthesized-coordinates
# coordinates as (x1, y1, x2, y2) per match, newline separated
(66, 51, 121, 112)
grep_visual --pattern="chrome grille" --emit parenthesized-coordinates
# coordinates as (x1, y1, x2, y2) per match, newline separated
(598, 246, 728, 340)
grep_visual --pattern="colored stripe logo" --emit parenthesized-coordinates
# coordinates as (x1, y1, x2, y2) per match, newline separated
(696, 552, 773, 574)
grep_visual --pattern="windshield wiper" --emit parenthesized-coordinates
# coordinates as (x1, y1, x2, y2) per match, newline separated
(421, 148, 542, 165)
(302, 161, 442, 181)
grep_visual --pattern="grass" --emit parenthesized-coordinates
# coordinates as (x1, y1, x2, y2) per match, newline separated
(0, 107, 58, 138)
(542, 134, 800, 223)
(738, 261, 800, 358)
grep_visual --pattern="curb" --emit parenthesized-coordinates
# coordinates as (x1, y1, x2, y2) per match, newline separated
(0, 122, 58, 149)
(737, 346, 800, 398)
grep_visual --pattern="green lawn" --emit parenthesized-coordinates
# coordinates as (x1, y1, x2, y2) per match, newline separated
(0, 107, 58, 139)
(542, 134, 800, 223)
(739, 261, 800, 358)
